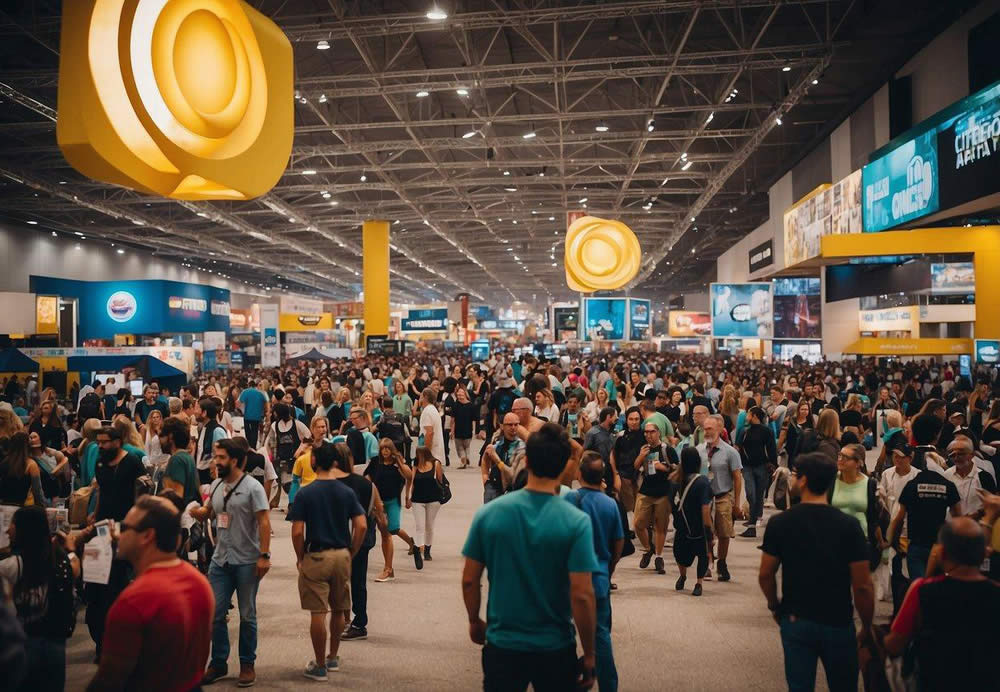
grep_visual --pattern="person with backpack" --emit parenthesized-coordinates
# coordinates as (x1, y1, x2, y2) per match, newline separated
(671, 447, 714, 596)
(0, 505, 76, 692)
(265, 403, 309, 510)
(486, 374, 517, 440)
(374, 397, 409, 459)
(77, 384, 104, 425)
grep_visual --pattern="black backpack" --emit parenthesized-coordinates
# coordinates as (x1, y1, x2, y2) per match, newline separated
(376, 415, 408, 454)
(78, 392, 102, 422)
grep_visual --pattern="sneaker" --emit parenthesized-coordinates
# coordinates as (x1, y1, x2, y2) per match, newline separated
(342, 625, 368, 641)
(374, 569, 395, 582)
(675, 575, 686, 591)
(739, 527, 757, 538)
(424, 547, 432, 561)
(639, 550, 653, 569)
(654, 556, 665, 574)
(692, 583, 703, 597)
(202, 666, 228, 685)
(413, 547, 424, 570)
(325, 656, 340, 672)
(237, 663, 256, 687)
(303, 661, 328, 682)
(718, 559, 731, 582)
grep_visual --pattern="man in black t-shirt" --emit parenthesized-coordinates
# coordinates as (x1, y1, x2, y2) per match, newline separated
(759, 452, 874, 692)
(94, 426, 146, 522)
(888, 437, 961, 580)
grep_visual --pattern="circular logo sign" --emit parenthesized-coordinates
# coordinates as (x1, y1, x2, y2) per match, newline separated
(106, 291, 137, 322)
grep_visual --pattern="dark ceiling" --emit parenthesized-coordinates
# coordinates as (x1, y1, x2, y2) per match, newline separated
(0, 0, 982, 306)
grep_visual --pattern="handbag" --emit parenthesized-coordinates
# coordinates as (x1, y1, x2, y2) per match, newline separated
(437, 465, 452, 505)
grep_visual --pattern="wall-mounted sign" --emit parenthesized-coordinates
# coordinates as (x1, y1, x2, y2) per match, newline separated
(401, 308, 448, 332)
(168, 296, 207, 312)
(668, 311, 711, 337)
(773, 278, 821, 340)
(35, 295, 59, 335)
(784, 171, 862, 265)
(863, 131, 938, 232)
(936, 81, 1000, 211)
(748, 239, 774, 273)
(858, 305, 917, 333)
(628, 298, 651, 341)
(477, 320, 525, 331)
(210, 300, 230, 316)
(259, 304, 280, 368)
(106, 291, 138, 323)
(710, 283, 773, 338)
(975, 339, 1000, 363)
(930, 262, 975, 292)
(582, 298, 627, 341)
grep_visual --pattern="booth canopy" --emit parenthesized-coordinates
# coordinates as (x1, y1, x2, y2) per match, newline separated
(0, 349, 40, 372)
(285, 348, 328, 362)
(67, 355, 186, 385)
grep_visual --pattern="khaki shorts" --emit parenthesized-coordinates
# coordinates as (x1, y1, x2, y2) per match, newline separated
(634, 493, 671, 533)
(619, 477, 638, 513)
(712, 491, 735, 539)
(298, 549, 352, 614)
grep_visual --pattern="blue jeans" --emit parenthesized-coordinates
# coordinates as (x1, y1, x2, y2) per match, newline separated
(779, 616, 858, 692)
(742, 464, 770, 523)
(595, 596, 618, 692)
(906, 543, 932, 580)
(208, 561, 260, 668)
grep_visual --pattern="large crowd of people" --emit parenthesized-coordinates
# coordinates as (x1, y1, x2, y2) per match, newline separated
(1, 347, 999, 690)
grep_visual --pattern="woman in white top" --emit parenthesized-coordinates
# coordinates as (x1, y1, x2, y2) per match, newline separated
(533, 390, 560, 424)
(583, 387, 611, 423)
(143, 409, 170, 468)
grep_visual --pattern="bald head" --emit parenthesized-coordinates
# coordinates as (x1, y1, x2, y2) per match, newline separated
(501, 412, 520, 440)
(939, 517, 986, 568)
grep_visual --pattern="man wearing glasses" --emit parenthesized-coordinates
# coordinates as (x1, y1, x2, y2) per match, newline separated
(633, 422, 677, 574)
(481, 413, 524, 502)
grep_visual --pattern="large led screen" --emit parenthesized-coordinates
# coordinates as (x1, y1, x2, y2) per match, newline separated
(862, 130, 939, 232)
(583, 298, 626, 341)
(628, 299, 651, 341)
(710, 283, 773, 338)
(668, 311, 711, 337)
(773, 278, 821, 340)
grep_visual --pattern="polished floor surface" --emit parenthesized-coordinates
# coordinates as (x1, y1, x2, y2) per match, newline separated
(65, 441, 872, 691)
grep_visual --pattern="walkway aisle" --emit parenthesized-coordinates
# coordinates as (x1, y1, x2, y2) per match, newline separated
(65, 442, 800, 691)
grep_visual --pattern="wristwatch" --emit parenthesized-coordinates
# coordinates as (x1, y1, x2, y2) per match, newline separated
(260, 552, 271, 560)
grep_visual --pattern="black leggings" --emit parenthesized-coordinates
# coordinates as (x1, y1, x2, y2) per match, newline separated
(672, 533, 709, 579)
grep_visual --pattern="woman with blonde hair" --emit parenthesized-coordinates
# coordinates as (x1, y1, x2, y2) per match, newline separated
(143, 409, 169, 467)
(406, 446, 444, 566)
(584, 386, 612, 424)
(111, 415, 146, 458)
(0, 407, 23, 450)
(718, 385, 740, 430)
(365, 438, 417, 580)
(839, 394, 864, 438)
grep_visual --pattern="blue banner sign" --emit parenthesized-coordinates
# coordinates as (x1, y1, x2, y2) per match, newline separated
(862, 130, 939, 232)
(401, 308, 448, 332)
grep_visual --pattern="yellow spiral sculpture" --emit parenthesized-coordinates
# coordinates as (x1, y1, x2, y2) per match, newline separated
(57, 0, 293, 200)
(565, 215, 641, 292)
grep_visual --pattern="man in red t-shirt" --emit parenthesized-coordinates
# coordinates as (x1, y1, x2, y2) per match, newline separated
(87, 496, 214, 692)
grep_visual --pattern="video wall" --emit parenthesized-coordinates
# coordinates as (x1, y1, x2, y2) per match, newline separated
(930, 262, 975, 292)
(783, 170, 862, 266)
(629, 299, 651, 341)
(710, 283, 773, 338)
(582, 298, 626, 341)
(773, 278, 821, 340)
(863, 79, 1000, 233)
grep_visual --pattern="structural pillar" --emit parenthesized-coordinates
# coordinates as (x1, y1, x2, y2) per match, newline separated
(461, 294, 470, 345)
(362, 220, 390, 345)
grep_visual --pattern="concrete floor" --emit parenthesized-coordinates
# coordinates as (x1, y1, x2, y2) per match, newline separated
(64, 442, 868, 691)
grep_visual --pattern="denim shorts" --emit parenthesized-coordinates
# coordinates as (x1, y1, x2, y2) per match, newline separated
(384, 497, 402, 532)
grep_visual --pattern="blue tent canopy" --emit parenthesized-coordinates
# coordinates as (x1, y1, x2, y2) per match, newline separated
(67, 354, 185, 380)
(0, 349, 39, 372)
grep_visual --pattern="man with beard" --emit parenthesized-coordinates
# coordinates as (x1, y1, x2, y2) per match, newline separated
(758, 452, 874, 692)
(190, 439, 272, 688)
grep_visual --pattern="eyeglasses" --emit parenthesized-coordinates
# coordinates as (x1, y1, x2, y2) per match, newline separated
(120, 522, 144, 533)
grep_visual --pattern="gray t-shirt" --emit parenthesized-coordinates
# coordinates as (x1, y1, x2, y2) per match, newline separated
(208, 473, 269, 566)
(697, 440, 743, 495)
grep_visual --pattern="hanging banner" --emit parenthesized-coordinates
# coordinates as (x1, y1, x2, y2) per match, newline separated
(35, 295, 59, 335)
(710, 283, 773, 338)
(259, 303, 280, 367)
(858, 305, 917, 334)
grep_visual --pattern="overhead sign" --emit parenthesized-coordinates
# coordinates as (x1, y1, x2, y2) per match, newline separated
(477, 320, 524, 331)
(280, 296, 323, 316)
(930, 262, 975, 292)
(107, 291, 138, 323)
(552, 306, 579, 335)
(858, 305, 917, 334)
(863, 131, 938, 232)
(582, 298, 627, 341)
(710, 283, 773, 338)
(259, 303, 280, 367)
(748, 239, 774, 273)
(773, 278, 821, 340)
(937, 81, 1000, 210)
(330, 301, 364, 318)
(401, 308, 448, 332)
(668, 311, 711, 338)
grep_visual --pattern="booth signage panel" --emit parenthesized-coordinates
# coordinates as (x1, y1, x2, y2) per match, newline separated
(773, 278, 821, 340)
(930, 262, 975, 292)
(783, 171, 862, 267)
(259, 304, 280, 368)
(975, 339, 1000, 363)
(668, 311, 711, 337)
(748, 239, 774, 273)
(280, 296, 323, 316)
(710, 283, 773, 338)
(858, 305, 918, 333)
(582, 298, 627, 341)
(863, 131, 939, 232)
(35, 295, 59, 335)
(279, 312, 333, 331)
(401, 308, 448, 332)
(628, 299, 651, 341)
(936, 81, 1000, 209)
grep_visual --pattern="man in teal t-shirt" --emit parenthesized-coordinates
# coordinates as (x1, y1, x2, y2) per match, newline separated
(462, 423, 599, 690)
(158, 417, 200, 506)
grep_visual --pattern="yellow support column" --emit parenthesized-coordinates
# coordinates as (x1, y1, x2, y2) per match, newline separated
(363, 220, 390, 345)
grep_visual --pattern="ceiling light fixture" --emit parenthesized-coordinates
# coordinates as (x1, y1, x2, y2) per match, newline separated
(522, 131, 536, 139)
(705, 112, 714, 125)
(456, 88, 469, 96)
(647, 118, 655, 132)
(318, 94, 327, 103)
(578, 197, 588, 203)
(51, 231, 57, 237)
(462, 130, 478, 139)
(26, 220, 37, 225)
(416, 90, 429, 97)
(302, 169, 317, 175)
(360, 173, 367, 182)
(595, 123, 609, 132)
(74, 231, 84, 236)
(782, 65, 791, 72)
(776, 117, 783, 125)
(812, 79, 819, 85)
(116, 248, 125, 254)
(548, 216, 555, 221)
(503, 170, 510, 176)
(329, 200, 339, 206)
(504, 187, 517, 192)
(426, 6, 448, 20)
(316, 40, 330, 50)
(661, 176, 670, 186)
(681, 160, 693, 170)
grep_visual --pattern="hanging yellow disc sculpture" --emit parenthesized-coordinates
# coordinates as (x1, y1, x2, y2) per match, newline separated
(565, 215, 642, 292)
(57, 0, 293, 200)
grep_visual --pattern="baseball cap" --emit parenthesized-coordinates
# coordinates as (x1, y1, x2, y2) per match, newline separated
(884, 430, 912, 457)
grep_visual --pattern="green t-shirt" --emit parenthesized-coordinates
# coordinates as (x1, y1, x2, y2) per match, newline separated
(645, 411, 674, 440)
(462, 489, 599, 651)
(165, 451, 200, 505)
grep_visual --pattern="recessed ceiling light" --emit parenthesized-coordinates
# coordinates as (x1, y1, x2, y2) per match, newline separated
(578, 197, 588, 203)
(58, 180, 66, 185)
(74, 231, 84, 236)
(456, 88, 469, 96)
(503, 170, 511, 176)
(329, 200, 339, 206)
(812, 78, 819, 85)
(288, 217, 296, 223)
(512, 220, 518, 224)
(548, 216, 555, 221)
(681, 160, 693, 170)
(416, 90, 429, 97)
(318, 94, 327, 103)
(26, 220, 37, 225)
(782, 65, 792, 72)
(522, 131, 536, 139)
(690, 217, 696, 222)
(316, 40, 330, 50)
